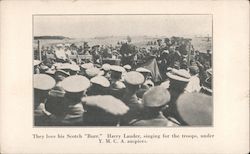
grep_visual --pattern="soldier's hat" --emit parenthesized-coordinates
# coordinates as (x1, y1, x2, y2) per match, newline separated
(90, 76, 110, 88)
(34, 74, 56, 90)
(136, 67, 151, 74)
(110, 65, 125, 73)
(124, 71, 145, 85)
(110, 81, 126, 90)
(82, 95, 129, 116)
(81, 63, 94, 70)
(166, 69, 191, 82)
(123, 65, 132, 70)
(142, 86, 171, 107)
(101, 63, 111, 71)
(70, 64, 80, 72)
(85, 67, 100, 78)
(61, 75, 90, 93)
(176, 93, 212, 125)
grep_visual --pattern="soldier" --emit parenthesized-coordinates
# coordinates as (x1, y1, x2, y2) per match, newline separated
(45, 75, 91, 126)
(185, 65, 201, 93)
(163, 69, 191, 123)
(136, 67, 154, 87)
(121, 71, 145, 125)
(79, 63, 94, 76)
(87, 76, 110, 96)
(129, 86, 179, 126)
(34, 74, 56, 126)
(176, 93, 212, 126)
(34, 60, 41, 74)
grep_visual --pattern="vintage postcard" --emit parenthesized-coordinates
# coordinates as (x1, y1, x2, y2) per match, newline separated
(0, 0, 249, 154)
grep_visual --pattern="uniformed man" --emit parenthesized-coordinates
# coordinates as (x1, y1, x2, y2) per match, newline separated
(129, 86, 179, 126)
(136, 67, 154, 87)
(163, 69, 191, 123)
(81, 95, 129, 126)
(175, 93, 212, 126)
(34, 74, 56, 126)
(120, 71, 145, 125)
(185, 65, 201, 93)
(87, 76, 110, 96)
(101, 63, 111, 79)
(79, 63, 94, 76)
(34, 60, 41, 74)
(45, 75, 91, 126)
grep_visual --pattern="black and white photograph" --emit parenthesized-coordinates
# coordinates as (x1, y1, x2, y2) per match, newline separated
(33, 15, 213, 127)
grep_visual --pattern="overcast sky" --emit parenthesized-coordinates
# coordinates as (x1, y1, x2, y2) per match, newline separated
(34, 15, 212, 38)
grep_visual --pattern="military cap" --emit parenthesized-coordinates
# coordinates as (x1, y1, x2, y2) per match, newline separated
(110, 65, 125, 73)
(61, 75, 90, 92)
(81, 95, 129, 116)
(58, 63, 72, 70)
(166, 69, 191, 82)
(124, 71, 145, 85)
(101, 63, 111, 71)
(90, 76, 110, 88)
(136, 67, 151, 73)
(81, 63, 94, 70)
(34, 74, 56, 90)
(55, 70, 70, 77)
(142, 86, 171, 107)
(176, 93, 212, 125)
(34, 60, 41, 66)
(40, 65, 49, 71)
(123, 65, 131, 70)
(110, 81, 126, 90)
(70, 64, 80, 71)
(85, 67, 100, 78)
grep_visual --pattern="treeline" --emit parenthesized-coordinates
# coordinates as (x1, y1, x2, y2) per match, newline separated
(34, 36, 70, 40)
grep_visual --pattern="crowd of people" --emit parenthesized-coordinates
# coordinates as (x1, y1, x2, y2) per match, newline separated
(34, 37, 212, 126)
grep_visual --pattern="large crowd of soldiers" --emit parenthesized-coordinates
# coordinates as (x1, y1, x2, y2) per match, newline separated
(34, 37, 212, 126)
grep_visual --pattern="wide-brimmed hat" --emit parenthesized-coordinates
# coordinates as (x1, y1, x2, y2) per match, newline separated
(81, 63, 94, 70)
(85, 67, 100, 78)
(124, 71, 145, 85)
(142, 86, 171, 107)
(166, 69, 191, 82)
(136, 67, 151, 74)
(123, 65, 132, 70)
(61, 75, 90, 93)
(90, 76, 110, 88)
(110, 81, 126, 90)
(101, 63, 111, 71)
(82, 95, 129, 116)
(176, 93, 212, 125)
(34, 74, 56, 90)
(110, 65, 125, 73)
